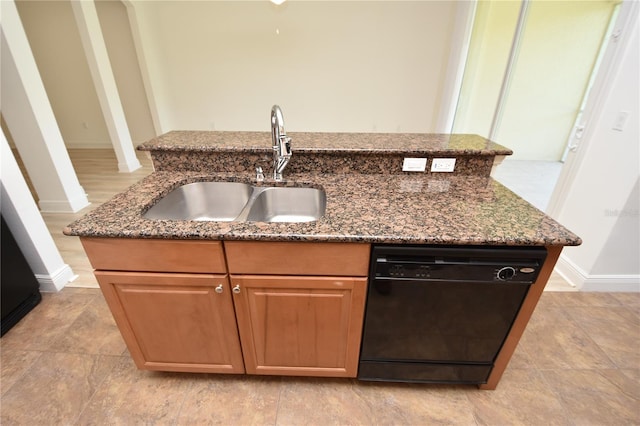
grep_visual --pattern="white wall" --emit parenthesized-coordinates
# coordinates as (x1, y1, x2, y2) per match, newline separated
(95, 0, 155, 143)
(2, 0, 90, 213)
(132, 1, 458, 134)
(591, 178, 639, 275)
(16, 0, 155, 148)
(553, 8, 639, 291)
(1, 132, 75, 292)
(16, 0, 111, 147)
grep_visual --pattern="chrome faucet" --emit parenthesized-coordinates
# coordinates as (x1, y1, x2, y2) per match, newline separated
(271, 105, 292, 181)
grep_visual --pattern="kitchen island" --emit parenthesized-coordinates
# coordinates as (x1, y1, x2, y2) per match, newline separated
(64, 131, 580, 389)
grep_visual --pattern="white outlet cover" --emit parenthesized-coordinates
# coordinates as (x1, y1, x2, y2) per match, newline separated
(402, 158, 427, 172)
(431, 158, 456, 172)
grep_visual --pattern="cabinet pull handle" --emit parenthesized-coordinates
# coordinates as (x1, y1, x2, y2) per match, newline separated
(232, 285, 241, 294)
(215, 284, 224, 294)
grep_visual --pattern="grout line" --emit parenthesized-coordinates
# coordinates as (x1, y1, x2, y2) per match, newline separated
(171, 373, 197, 426)
(0, 349, 45, 397)
(71, 354, 125, 426)
(273, 376, 284, 426)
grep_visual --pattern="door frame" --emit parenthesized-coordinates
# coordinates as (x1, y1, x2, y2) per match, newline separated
(546, 0, 639, 217)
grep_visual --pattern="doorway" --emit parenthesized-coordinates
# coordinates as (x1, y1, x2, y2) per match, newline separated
(452, 0, 620, 211)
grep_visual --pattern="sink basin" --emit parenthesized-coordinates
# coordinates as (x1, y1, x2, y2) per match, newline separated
(246, 187, 326, 222)
(144, 182, 252, 221)
(144, 182, 325, 223)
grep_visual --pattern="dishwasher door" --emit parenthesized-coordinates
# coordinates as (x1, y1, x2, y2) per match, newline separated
(358, 245, 545, 384)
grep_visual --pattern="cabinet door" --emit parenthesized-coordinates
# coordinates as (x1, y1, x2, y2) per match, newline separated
(230, 275, 367, 378)
(95, 271, 244, 374)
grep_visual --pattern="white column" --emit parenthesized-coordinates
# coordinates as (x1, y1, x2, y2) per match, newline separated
(1, 0, 90, 213)
(1, 132, 76, 292)
(71, 0, 142, 173)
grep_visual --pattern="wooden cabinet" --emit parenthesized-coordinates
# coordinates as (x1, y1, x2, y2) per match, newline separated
(81, 237, 371, 378)
(82, 238, 244, 374)
(231, 275, 367, 377)
(95, 271, 244, 374)
(226, 241, 370, 378)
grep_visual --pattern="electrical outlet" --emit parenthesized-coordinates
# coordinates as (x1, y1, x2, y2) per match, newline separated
(402, 158, 427, 172)
(431, 158, 456, 172)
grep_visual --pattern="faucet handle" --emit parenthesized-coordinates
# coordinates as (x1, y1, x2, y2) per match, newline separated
(255, 166, 265, 182)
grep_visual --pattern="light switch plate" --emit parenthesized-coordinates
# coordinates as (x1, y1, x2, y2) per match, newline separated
(402, 158, 427, 172)
(431, 158, 456, 172)
(613, 111, 629, 131)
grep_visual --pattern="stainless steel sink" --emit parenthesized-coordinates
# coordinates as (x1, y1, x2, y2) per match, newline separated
(143, 182, 252, 221)
(144, 182, 325, 223)
(246, 187, 326, 223)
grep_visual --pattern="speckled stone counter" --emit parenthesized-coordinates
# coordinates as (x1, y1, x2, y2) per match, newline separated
(64, 171, 581, 246)
(138, 131, 513, 176)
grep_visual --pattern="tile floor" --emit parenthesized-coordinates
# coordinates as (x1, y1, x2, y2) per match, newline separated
(492, 159, 563, 212)
(1, 288, 638, 425)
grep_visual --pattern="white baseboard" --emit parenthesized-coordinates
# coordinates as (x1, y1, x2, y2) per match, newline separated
(118, 158, 142, 173)
(555, 255, 640, 292)
(581, 275, 640, 292)
(65, 141, 149, 149)
(38, 192, 90, 213)
(35, 264, 76, 292)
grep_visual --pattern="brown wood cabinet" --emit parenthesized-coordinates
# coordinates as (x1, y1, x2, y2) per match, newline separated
(230, 275, 367, 377)
(95, 271, 245, 374)
(81, 238, 371, 378)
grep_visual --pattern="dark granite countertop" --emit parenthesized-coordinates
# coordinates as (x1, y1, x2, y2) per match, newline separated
(138, 131, 513, 156)
(64, 171, 581, 246)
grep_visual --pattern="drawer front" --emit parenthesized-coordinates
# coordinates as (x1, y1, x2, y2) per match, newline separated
(81, 238, 226, 273)
(224, 241, 371, 276)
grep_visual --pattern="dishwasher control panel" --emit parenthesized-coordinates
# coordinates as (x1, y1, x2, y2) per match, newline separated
(373, 245, 547, 284)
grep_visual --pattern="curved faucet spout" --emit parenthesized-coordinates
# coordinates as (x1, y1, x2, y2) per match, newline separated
(271, 105, 286, 145)
(271, 105, 292, 181)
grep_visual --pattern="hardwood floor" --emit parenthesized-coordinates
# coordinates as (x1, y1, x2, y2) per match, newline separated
(14, 148, 154, 288)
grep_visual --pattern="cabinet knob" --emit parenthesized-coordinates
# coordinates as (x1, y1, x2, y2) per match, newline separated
(232, 285, 241, 294)
(215, 284, 224, 294)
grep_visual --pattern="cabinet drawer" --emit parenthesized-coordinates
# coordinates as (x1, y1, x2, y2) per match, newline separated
(224, 241, 371, 276)
(81, 238, 226, 273)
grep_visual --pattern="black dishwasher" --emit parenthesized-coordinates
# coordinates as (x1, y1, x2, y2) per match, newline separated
(359, 245, 546, 384)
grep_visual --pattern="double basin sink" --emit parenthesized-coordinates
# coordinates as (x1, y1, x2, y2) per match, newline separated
(143, 182, 326, 223)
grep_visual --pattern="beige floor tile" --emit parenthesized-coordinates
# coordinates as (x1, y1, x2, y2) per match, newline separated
(77, 357, 193, 425)
(47, 294, 127, 356)
(176, 374, 281, 425)
(506, 342, 535, 369)
(0, 349, 42, 396)
(467, 368, 571, 426)
(276, 377, 376, 425)
(0, 352, 120, 425)
(541, 369, 640, 425)
(0, 290, 97, 352)
(567, 306, 640, 369)
(519, 304, 616, 370)
(353, 381, 478, 425)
